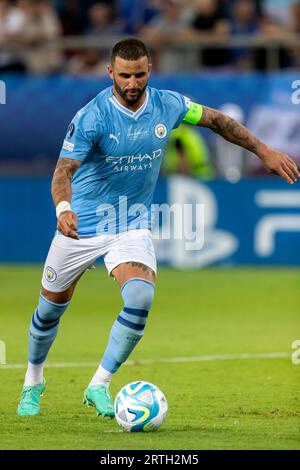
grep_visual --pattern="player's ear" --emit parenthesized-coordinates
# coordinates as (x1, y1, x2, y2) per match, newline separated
(107, 64, 113, 80)
(148, 63, 152, 76)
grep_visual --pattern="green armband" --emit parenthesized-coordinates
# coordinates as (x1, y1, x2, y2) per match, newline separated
(182, 102, 203, 126)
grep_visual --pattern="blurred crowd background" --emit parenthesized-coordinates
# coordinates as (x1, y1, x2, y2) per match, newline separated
(1, 0, 300, 74)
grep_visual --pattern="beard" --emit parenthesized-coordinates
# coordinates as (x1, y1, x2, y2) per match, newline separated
(114, 81, 147, 105)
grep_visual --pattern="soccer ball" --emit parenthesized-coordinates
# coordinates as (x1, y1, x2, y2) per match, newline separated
(114, 381, 168, 432)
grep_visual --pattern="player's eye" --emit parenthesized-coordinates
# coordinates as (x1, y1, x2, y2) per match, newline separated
(135, 73, 146, 78)
(120, 73, 131, 78)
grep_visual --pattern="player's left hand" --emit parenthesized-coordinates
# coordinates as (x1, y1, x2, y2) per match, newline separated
(259, 147, 300, 184)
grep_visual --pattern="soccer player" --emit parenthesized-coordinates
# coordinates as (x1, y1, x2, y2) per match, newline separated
(17, 38, 299, 416)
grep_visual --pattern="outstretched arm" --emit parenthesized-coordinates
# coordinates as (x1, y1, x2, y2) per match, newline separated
(199, 106, 300, 184)
(51, 157, 81, 239)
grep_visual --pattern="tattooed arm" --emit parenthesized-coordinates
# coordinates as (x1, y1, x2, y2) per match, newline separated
(51, 157, 81, 239)
(199, 106, 299, 184)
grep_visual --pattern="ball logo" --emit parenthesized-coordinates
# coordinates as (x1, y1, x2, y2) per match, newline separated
(45, 266, 57, 282)
(154, 123, 167, 139)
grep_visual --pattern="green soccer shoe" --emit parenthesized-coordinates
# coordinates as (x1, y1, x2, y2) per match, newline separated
(17, 378, 46, 416)
(83, 385, 115, 418)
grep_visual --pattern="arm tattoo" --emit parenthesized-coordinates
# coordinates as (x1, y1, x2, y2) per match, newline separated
(51, 157, 81, 207)
(199, 106, 261, 154)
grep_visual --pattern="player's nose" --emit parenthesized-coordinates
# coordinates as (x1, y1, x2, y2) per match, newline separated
(128, 77, 138, 88)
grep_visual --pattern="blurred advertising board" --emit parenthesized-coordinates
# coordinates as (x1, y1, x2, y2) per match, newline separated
(1, 176, 299, 266)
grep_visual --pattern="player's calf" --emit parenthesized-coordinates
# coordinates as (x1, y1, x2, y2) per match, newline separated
(85, 278, 155, 416)
(27, 293, 70, 370)
(17, 293, 70, 416)
(101, 277, 155, 373)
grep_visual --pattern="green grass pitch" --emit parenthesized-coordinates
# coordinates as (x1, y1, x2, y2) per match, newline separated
(0, 265, 299, 450)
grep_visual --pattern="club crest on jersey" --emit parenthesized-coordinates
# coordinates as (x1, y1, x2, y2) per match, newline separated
(154, 123, 167, 139)
(45, 266, 57, 282)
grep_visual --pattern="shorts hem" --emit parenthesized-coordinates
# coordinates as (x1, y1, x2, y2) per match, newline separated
(41, 279, 76, 293)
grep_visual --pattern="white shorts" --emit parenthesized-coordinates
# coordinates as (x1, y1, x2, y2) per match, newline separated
(41, 229, 157, 293)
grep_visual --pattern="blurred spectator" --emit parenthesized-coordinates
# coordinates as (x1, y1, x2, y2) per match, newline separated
(226, 0, 288, 70)
(85, 2, 121, 36)
(141, 0, 197, 72)
(262, 0, 296, 25)
(162, 124, 214, 179)
(82, 0, 117, 32)
(0, 0, 26, 72)
(20, 0, 63, 74)
(190, 0, 228, 33)
(56, 0, 83, 36)
(65, 47, 108, 75)
(228, 0, 261, 69)
(288, 1, 300, 67)
(291, 0, 300, 32)
(117, 0, 162, 35)
(80, 2, 121, 71)
(52, 0, 118, 34)
(189, 0, 230, 67)
(226, 0, 263, 17)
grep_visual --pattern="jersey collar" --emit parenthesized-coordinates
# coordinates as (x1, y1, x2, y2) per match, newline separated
(109, 89, 149, 120)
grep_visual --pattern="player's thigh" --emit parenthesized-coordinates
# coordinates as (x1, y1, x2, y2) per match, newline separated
(41, 270, 84, 304)
(104, 229, 157, 287)
(111, 261, 156, 287)
(41, 234, 98, 301)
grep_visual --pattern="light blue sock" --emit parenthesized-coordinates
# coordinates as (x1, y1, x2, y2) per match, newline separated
(101, 278, 155, 374)
(28, 294, 70, 365)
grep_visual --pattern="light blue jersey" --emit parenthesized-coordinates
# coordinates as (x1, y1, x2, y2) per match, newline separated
(59, 86, 190, 236)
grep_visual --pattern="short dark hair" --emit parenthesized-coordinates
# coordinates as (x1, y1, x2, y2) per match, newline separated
(111, 38, 150, 64)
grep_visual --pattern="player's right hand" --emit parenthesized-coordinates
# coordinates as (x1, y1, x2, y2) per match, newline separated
(57, 211, 80, 240)
(259, 147, 300, 184)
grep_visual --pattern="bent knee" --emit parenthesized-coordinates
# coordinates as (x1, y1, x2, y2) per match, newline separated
(135, 284, 154, 311)
(41, 287, 72, 305)
(122, 278, 155, 312)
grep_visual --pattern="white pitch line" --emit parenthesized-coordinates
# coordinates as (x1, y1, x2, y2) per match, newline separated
(0, 352, 290, 370)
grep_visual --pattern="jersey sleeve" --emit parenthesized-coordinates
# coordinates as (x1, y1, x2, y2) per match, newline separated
(162, 91, 203, 129)
(163, 90, 190, 129)
(59, 108, 101, 162)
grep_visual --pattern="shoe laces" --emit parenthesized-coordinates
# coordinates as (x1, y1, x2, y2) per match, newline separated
(21, 388, 33, 402)
(21, 386, 39, 404)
